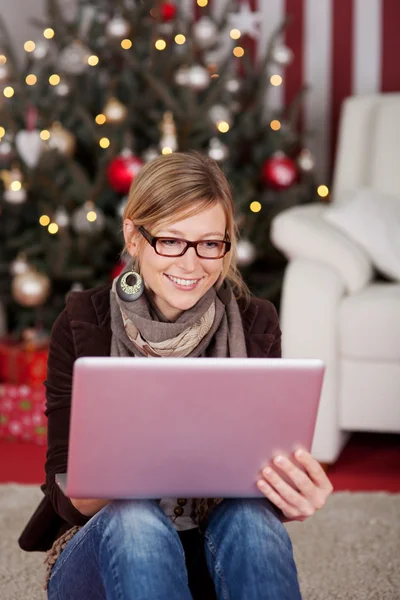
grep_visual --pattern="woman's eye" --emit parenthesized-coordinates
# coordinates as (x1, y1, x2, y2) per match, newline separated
(201, 241, 218, 249)
(160, 239, 180, 246)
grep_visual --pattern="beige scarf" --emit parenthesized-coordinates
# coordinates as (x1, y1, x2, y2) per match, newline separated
(44, 276, 247, 589)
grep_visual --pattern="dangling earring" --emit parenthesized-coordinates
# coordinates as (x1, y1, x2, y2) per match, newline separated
(116, 270, 144, 302)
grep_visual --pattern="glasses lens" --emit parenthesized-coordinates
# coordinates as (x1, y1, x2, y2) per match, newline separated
(156, 238, 187, 256)
(197, 241, 226, 258)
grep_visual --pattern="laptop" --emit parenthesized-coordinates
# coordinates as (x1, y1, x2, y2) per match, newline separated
(57, 357, 324, 499)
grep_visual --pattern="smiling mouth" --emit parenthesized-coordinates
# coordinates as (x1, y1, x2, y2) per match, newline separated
(165, 274, 202, 287)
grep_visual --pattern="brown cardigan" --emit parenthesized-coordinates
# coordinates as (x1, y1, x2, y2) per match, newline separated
(18, 284, 281, 552)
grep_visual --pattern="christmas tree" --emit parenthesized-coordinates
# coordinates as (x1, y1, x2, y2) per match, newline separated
(0, 0, 318, 336)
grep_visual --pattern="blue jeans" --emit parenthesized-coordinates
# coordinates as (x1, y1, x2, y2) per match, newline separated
(47, 498, 302, 600)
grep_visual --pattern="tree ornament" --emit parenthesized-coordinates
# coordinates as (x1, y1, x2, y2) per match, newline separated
(1, 167, 27, 204)
(193, 17, 217, 48)
(59, 41, 90, 75)
(262, 152, 297, 190)
(0, 136, 15, 164)
(11, 268, 51, 307)
(15, 130, 43, 169)
(142, 147, 159, 163)
(187, 65, 210, 91)
(103, 96, 128, 124)
(209, 104, 232, 127)
(106, 15, 130, 39)
(159, 112, 178, 153)
(236, 239, 256, 267)
(72, 201, 105, 234)
(54, 82, 71, 97)
(271, 44, 294, 66)
(175, 66, 190, 86)
(0, 63, 9, 81)
(54, 207, 70, 227)
(228, 2, 262, 39)
(32, 40, 50, 60)
(160, 3, 177, 22)
(48, 122, 76, 157)
(208, 138, 229, 162)
(107, 150, 143, 194)
(225, 77, 241, 94)
(297, 148, 315, 173)
(10, 254, 30, 276)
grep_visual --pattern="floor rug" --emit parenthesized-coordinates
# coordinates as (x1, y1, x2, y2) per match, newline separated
(1, 485, 399, 600)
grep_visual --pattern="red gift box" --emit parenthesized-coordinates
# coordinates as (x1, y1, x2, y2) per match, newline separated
(0, 384, 47, 445)
(0, 339, 48, 385)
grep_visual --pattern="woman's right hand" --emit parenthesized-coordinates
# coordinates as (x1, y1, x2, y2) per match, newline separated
(70, 497, 111, 517)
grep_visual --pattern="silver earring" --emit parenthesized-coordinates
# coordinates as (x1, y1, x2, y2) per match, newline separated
(116, 271, 144, 302)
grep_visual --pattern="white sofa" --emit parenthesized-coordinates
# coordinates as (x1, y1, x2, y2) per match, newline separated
(271, 93, 400, 463)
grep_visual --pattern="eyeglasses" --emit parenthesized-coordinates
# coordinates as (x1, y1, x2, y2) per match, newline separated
(138, 226, 231, 260)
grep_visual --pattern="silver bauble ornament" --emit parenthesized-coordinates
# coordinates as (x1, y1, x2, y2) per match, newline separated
(72, 201, 105, 234)
(236, 239, 256, 267)
(54, 82, 71, 97)
(10, 255, 30, 276)
(12, 269, 51, 307)
(103, 96, 128, 124)
(33, 40, 50, 60)
(175, 66, 190, 86)
(59, 41, 90, 75)
(0, 63, 9, 81)
(2, 168, 27, 205)
(225, 77, 241, 94)
(272, 44, 294, 66)
(106, 16, 130, 38)
(48, 122, 76, 157)
(54, 207, 70, 227)
(187, 65, 210, 91)
(142, 147, 159, 163)
(193, 16, 217, 48)
(208, 137, 229, 162)
(297, 148, 315, 172)
(209, 104, 232, 126)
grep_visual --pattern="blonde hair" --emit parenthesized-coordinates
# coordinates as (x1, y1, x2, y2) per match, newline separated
(123, 151, 250, 299)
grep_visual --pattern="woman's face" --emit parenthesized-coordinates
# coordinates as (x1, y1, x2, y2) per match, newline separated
(125, 203, 227, 321)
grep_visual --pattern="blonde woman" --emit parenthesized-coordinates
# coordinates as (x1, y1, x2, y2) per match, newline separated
(19, 152, 333, 600)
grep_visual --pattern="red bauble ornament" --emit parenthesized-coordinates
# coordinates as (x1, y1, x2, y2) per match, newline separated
(262, 153, 297, 190)
(110, 261, 125, 281)
(107, 151, 144, 194)
(160, 3, 177, 22)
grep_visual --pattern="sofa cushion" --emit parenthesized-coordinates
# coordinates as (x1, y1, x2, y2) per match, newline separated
(324, 188, 400, 282)
(339, 283, 400, 361)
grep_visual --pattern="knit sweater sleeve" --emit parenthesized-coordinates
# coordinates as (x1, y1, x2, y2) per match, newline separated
(44, 308, 90, 527)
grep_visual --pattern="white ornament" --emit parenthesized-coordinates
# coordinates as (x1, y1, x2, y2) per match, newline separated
(54, 207, 70, 227)
(54, 82, 71, 97)
(208, 138, 229, 162)
(236, 239, 256, 267)
(297, 148, 315, 172)
(272, 44, 294, 66)
(72, 201, 105, 234)
(106, 16, 130, 38)
(209, 104, 232, 126)
(10, 255, 30, 276)
(228, 2, 262, 39)
(15, 130, 44, 169)
(193, 17, 217, 48)
(225, 78, 241, 94)
(187, 65, 210, 91)
(142, 147, 159, 162)
(175, 66, 190, 86)
(59, 41, 90, 75)
(33, 40, 50, 60)
(4, 187, 27, 204)
(0, 63, 9, 81)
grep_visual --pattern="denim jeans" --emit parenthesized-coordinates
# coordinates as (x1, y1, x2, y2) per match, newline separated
(47, 498, 302, 600)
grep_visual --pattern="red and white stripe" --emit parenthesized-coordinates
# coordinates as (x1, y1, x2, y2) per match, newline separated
(191, 0, 400, 184)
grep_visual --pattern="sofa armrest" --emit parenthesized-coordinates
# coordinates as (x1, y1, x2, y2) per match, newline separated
(270, 203, 374, 293)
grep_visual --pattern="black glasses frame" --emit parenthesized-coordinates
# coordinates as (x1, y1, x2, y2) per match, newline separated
(138, 226, 231, 259)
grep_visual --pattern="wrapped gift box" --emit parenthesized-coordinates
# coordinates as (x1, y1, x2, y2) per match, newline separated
(0, 339, 48, 385)
(0, 384, 47, 445)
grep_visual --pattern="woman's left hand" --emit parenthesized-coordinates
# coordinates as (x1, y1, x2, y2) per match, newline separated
(257, 448, 333, 522)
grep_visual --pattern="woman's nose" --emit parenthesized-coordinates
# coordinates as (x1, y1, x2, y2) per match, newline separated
(176, 246, 200, 272)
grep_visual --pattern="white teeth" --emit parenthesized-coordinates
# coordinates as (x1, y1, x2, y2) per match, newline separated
(167, 275, 198, 287)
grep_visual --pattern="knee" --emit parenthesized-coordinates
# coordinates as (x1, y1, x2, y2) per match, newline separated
(207, 498, 292, 550)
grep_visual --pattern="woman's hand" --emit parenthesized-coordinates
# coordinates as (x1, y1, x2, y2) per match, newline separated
(70, 497, 110, 517)
(257, 448, 333, 522)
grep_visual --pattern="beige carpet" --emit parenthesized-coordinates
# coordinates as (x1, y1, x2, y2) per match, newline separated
(1, 485, 400, 600)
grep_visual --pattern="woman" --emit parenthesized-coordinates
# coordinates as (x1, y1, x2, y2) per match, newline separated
(19, 151, 333, 600)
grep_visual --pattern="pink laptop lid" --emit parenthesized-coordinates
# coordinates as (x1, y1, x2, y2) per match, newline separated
(65, 357, 324, 499)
